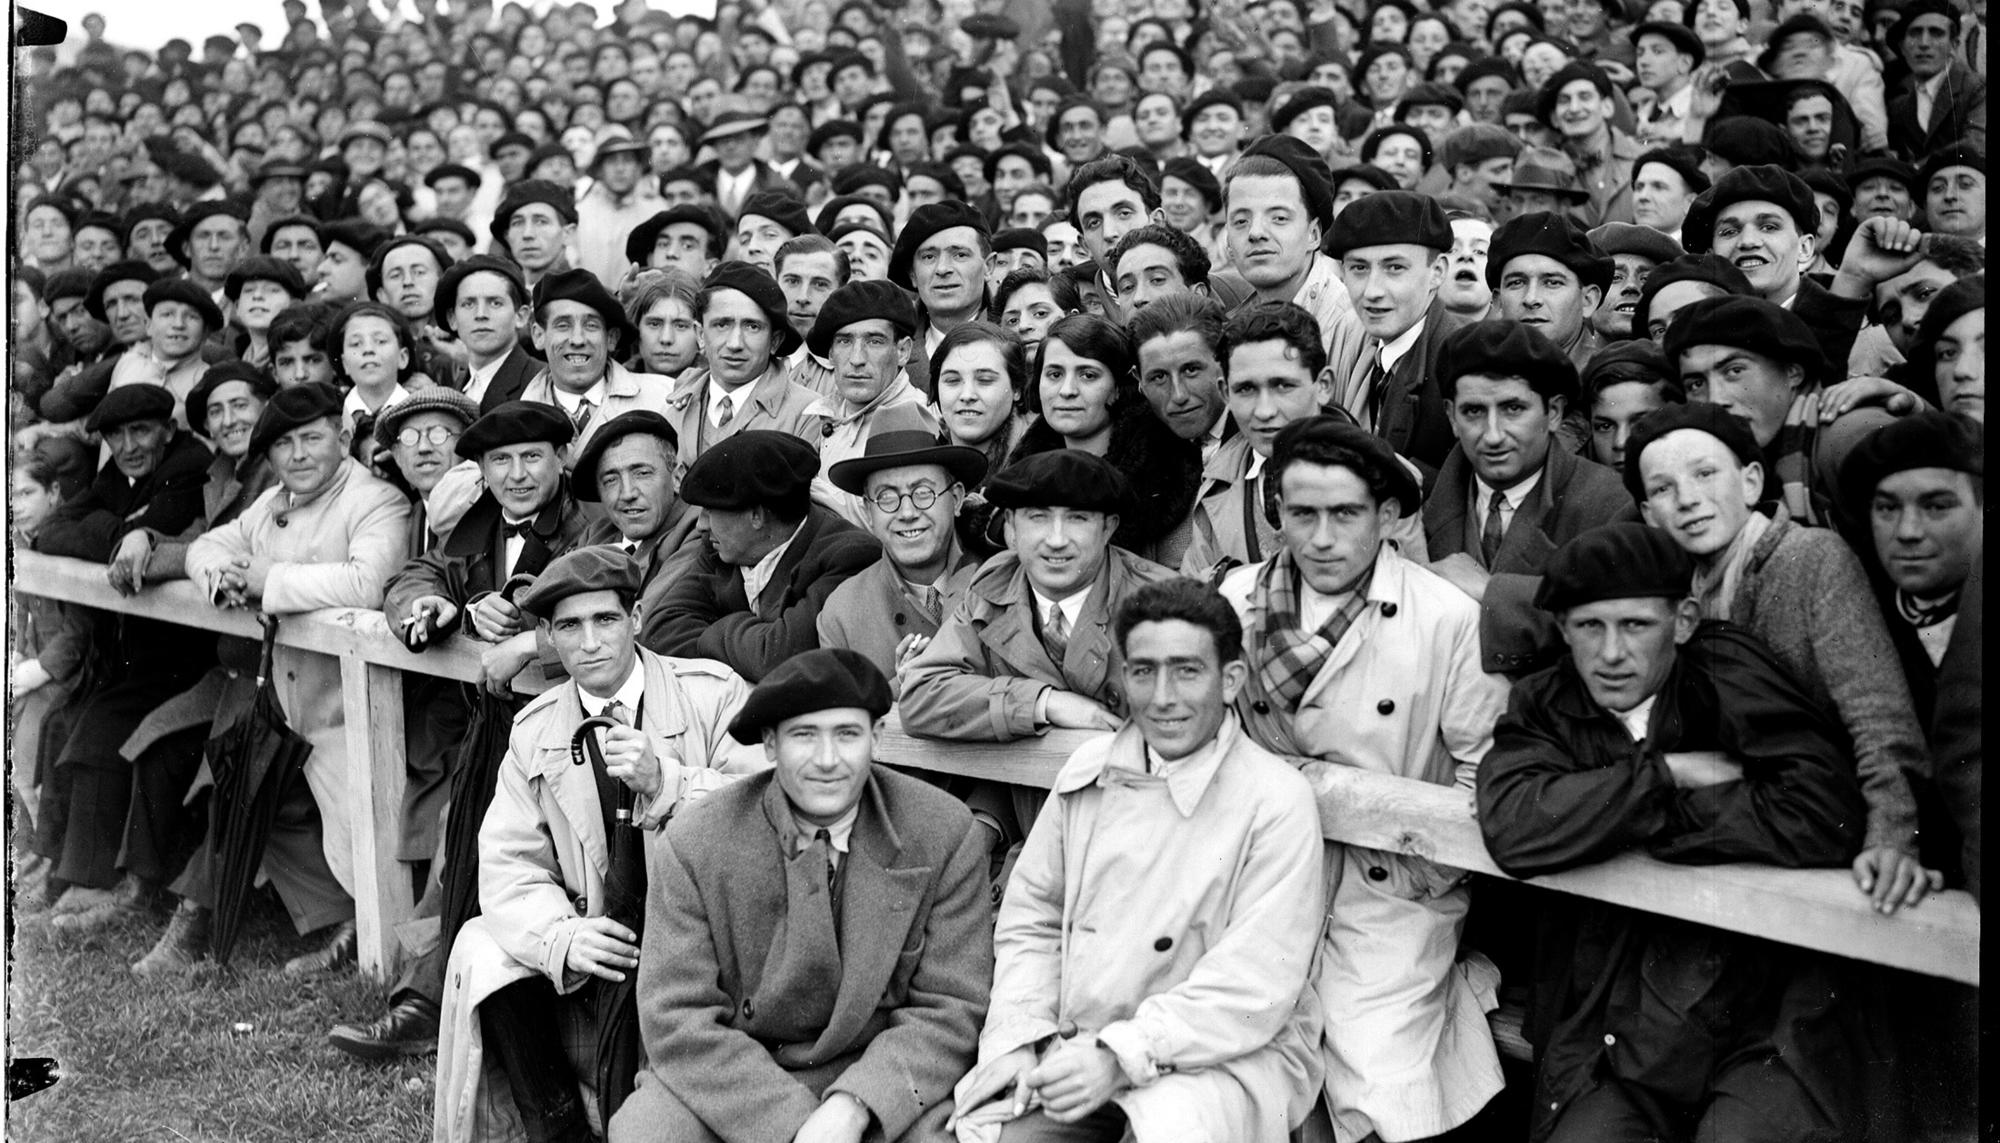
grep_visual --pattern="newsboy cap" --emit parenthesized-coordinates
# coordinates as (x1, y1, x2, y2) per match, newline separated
(1628, 20, 1705, 63)
(246, 381, 344, 458)
(679, 429, 821, 511)
(84, 259, 160, 323)
(1438, 319, 1580, 406)
(455, 400, 576, 461)
(1620, 401, 1765, 502)
(1325, 190, 1453, 257)
(1161, 157, 1224, 214)
(85, 382, 176, 434)
(433, 254, 527, 328)
(373, 388, 481, 452)
(489, 179, 578, 246)
(1681, 164, 1818, 253)
(1631, 145, 1711, 196)
(1486, 211, 1613, 293)
(1269, 85, 1342, 134)
(984, 450, 1134, 516)
(569, 410, 681, 503)
(142, 277, 225, 331)
(726, 647, 894, 743)
(185, 361, 278, 432)
(703, 261, 804, 357)
(1533, 522, 1695, 611)
(1268, 416, 1423, 516)
(515, 547, 645, 619)
(807, 280, 919, 359)
(1919, 142, 1984, 188)
(1837, 412, 1984, 517)
(1438, 123, 1523, 173)
(223, 255, 309, 302)
(889, 200, 991, 291)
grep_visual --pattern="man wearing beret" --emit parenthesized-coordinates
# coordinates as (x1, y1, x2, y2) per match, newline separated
(891, 201, 994, 396)
(1587, 222, 1684, 341)
(106, 279, 229, 426)
(1439, 124, 1525, 218)
(609, 647, 991, 1143)
(519, 268, 672, 461)
(168, 200, 252, 305)
(1225, 134, 1356, 357)
(1489, 211, 1614, 375)
(1216, 415, 1510, 1143)
(665, 262, 826, 480)
(575, 137, 661, 287)
(627, 205, 727, 281)
(806, 280, 942, 525)
(1541, 62, 1642, 227)
(1625, 401, 1931, 911)
(646, 430, 881, 682)
(436, 547, 767, 1143)
(1477, 522, 1873, 1143)
(1919, 143, 1986, 244)
(1886, 0, 1986, 160)
(1424, 319, 1639, 676)
(573, 409, 709, 604)
(493, 179, 580, 288)
(134, 382, 414, 975)
(735, 190, 814, 280)
(1321, 190, 1463, 471)
(437, 255, 541, 413)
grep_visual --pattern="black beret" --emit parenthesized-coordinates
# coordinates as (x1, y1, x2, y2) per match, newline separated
(961, 11, 1021, 39)
(1627, 20, 1705, 63)
(246, 381, 344, 458)
(413, 216, 478, 250)
(991, 228, 1048, 260)
(165, 200, 249, 267)
(827, 427, 989, 496)
(1486, 211, 1613, 293)
(1270, 85, 1342, 134)
(1588, 222, 1684, 263)
(1837, 412, 1984, 516)
(626, 205, 727, 266)
(85, 383, 176, 433)
(142, 277, 225, 331)
(1700, 118, 1799, 171)
(1438, 319, 1580, 405)
(702, 261, 804, 358)
(434, 254, 527, 328)
(1843, 155, 1920, 196)
(185, 361, 277, 431)
(1453, 55, 1518, 92)
(22, 193, 80, 227)
(807, 119, 864, 156)
(814, 193, 896, 239)
(1267, 416, 1423, 516)
(224, 254, 309, 301)
(489, 130, 536, 159)
(1757, 12, 1836, 71)
(515, 547, 645, 619)
(1439, 124, 1524, 172)
(1325, 190, 1453, 257)
(373, 387, 480, 452)
(1631, 253, 1753, 337)
(1631, 145, 1711, 196)
(1161, 157, 1224, 213)
(423, 161, 482, 190)
(1580, 338, 1675, 397)
(569, 411, 681, 503)
(1919, 142, 1984, 187)
(249, 159, 309, 187)
(984, 449, 1134, 516)
(43, 269, 91, 305)
(726, 647, 893, 743)
(122, 201, 181, 235)
(1179, 89, 1245, 140)
(1238, 134, 1337, 232)
(736, 190, 814, 238)
(155, 150, 223, 188)
(832, 163, 903, 198)
(1534, 522, 1695, 611)
(490, 179, 578, 246)
(1360, 124, 1434, 171)
(1621, 400, 1764, 502)
(455, 399, 576, 460)
(806, 279, 919, 358)
(532, 267, 640, 350)
(84, 259, 159, 322)
(323, 218, 392, 259)
(1398, 81, 1466, 116)
(1660, 294, 1825, 380)
(889, 200, 991, 290)
(1535, 61, 1614, 126)
(1330, 163, 1401, 193)
(259, 213, 324, 253)
(679, 429, 821, 510)
(1889, 0, 1961, 47)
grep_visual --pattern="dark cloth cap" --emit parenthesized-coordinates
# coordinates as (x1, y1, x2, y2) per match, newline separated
(626, 205, 727, 266)
(250, 159, 309, 186)
(414, 216, 479, 249)
(1621, 400, 1764, 501)
(1161, 157, 1224, 213)
(1628, 20, 1705, 62)
(1536, 61, 1614, 126)
(1268, 416, 1423, 516)
(890, 200, 991, 290)
(1588, 222, 1684, 263)
(1438, 319, 1580, 405)
(365, 234, 454, 297)
(489, 130, 536, 159)
(1330, 164, 1401, 193)
(1660, 293, 1825, 378)
(961, 12, 1021, 39)
(224, 255, 309, 301)
(532, 267, 640, 350)
(515, 547, 645, 619)
(814, 193, 896, 239)
(679, 429, 821, 510)
(1580, 338, 1674, 395)
(703, 261, 804, 357)
(569, 410, 681, 502)
(1917, 272, 1984, 348)
(807, 119, 865, 155)
(122, 201, 182, 233)
(1701, 118, 1799, 171)
(324, 218, 392, 259)
(1889, 0, 1961, 47)
(1757, 13, 1835, 71)
(260, 213, 324, 252)
(1180, 89, 1245, 139)
(1843, 155, 1920, 195)
(34, 267, 75, 302)
(455, 399, 576, 460)
(1438, 123, 1523, 172)
(807, 279, 920, 358)
(84, 260, 160, 321)
(1630, 253, 1754, 336)
(246, 381, 344, 458)
(142, 277, 225, 331)
(85, 382, 177, 433)
(991, 228, 1048, 259)
(1239, 134, 1337, 231)
(833, 163, 904, 197)
(185, 362, 278, 434)
(1534, 522, 1695, 611)
(1494, 146, 1591, 201)
(1631, 146, 1711, 196)
(726, 647, 893, 743)
(1398, 81, 1466, 115)
(701, 110, 770, 144)
(985, 449, 1134, 516)
(23, 193, 81, 226)
(434, 254, 527, 328)
(1326, 190, 1453, 257)
(490, 179, 578, 245)
(1486, 210, 1613, 292)
(166, 199, 250, 267)
(737, 190, 814, 237)
(828, 428, 989, 495)
(1453, 56, 1518, 92)
(1270, 85, 1342, 134)
(590, 137, 649, 170)
(155, 150, 224, 188)
(424, 161, 483, 190)
(373, 387, 481, 452)
(1837, 411, 1984, 516)
(1919, 142, 1984, 186)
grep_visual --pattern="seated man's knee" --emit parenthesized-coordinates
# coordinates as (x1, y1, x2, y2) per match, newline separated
(607, 1074, 721, 1143)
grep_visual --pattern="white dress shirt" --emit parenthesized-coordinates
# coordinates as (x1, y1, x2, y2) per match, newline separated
(1473, 464, 1545, 543)
(741, 520, 804, 608)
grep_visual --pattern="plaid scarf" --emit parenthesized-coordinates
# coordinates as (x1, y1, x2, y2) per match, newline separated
(1766, 393, 1828, 526)
(1252, 548, 1376, 714)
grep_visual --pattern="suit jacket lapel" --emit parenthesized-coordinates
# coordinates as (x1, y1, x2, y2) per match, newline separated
(808, 778, 925, 1059)
(1493, 448, 1563, 571)
(749, 779, 845, 1044)
(758, 510, 824, 614)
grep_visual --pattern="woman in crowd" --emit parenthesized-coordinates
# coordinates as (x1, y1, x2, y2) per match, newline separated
(623, 269, 706, 379)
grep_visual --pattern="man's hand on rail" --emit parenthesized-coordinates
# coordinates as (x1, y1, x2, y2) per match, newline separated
(479, 632, 539, 697)
(1044, 691, 1121, 731)
(107, 530, 153, 596)
(1852, 846, 1944, 915)
(468, 592, 528, 641)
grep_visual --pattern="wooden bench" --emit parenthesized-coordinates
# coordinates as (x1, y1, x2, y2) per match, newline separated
(14, 551, 1980, 990)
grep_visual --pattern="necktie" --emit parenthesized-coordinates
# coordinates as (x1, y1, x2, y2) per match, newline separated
(621, 540, 639, 556)
(1480, 489, 1507, 568)
(814, 827, 843, 921)
(715, 393, 734, 428)
(572, 398, 595, 435)
(1044, 604, 1070, 663)
(1359, 349, 1387, 431)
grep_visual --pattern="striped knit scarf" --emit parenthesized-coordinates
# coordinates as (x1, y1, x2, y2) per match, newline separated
(1252, 548, 1375, 714)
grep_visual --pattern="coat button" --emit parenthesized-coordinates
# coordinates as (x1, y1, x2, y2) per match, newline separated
(275, 515, 288, 527)
(1603, 1033, 1616, 1046)
(1253, 701, 1270, 714)
(1379, 602, 1396, 617)
(894, 613, 906, 627)
(574, 896, 588, 914)
(1368, 866, 1387, 881)
(1057, 1020, 1078, 1038)
(1153, 937, 1172, 951)
(741, 998, 755, 1019)
(1377, 699, 1395, 715)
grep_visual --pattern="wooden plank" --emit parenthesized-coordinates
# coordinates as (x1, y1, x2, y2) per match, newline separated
(341, 654, 414, 982)
(874, 711, 1083, 786)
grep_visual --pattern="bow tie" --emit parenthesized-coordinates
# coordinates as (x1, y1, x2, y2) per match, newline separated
(502, 519, 537, 539)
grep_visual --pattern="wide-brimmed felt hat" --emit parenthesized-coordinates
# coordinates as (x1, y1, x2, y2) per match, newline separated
(828, 428, 989, 496)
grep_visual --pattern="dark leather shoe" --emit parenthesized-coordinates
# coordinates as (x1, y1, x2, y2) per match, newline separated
(284, 919, 357, 976)
(327, 996, 441, 1061)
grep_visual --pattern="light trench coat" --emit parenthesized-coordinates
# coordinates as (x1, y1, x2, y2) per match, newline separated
(184, 458, 412, 894)
(1219, 544, 1512, 1143)
(434, 648, 766, 1143)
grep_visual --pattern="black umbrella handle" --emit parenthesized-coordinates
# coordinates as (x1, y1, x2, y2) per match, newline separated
(571, 716, 637, 826)
(255, 614, 280, 688)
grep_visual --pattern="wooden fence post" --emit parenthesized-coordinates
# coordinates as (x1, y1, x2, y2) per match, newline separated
(340, 652, 414, 982)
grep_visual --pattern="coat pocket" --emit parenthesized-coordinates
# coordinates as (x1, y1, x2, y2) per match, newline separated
(1346, 844, 1469, 901)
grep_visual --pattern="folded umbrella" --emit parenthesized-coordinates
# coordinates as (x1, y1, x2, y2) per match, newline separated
(438, 687, 517, 949)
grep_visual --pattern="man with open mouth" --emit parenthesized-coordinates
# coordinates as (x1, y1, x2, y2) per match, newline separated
(1587, 221, 1684, 340)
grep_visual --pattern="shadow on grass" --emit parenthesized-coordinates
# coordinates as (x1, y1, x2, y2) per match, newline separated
(8, 882, 433, 1142)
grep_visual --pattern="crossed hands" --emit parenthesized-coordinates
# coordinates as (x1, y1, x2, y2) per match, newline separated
(948, 1040, 1129, 1130)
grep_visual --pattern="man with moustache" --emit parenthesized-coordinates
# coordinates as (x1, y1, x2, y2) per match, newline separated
(1588, 223, 1685, 341)
(805, 280, 940, 525)
(437, 255, 541, 413)
(520, 269, 672, 460)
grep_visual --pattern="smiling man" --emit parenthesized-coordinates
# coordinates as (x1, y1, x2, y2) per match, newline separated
(1587, 222, 1685, 340)
(521, 268, 670, 461)
(572, 411, 707, 605)
(107, 279, 227, 425)
(664, 262, 824, 478)
(803, 280, 940, 525)
(1134, 293, 1232, 467)
(1108, 223, 1212, 320)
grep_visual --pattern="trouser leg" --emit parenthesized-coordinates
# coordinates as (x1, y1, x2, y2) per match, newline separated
(121, 727, 208, 885)
(1547, 1082, 1674, 1143)
(390, 877, 446, 1005)
(480, 976, 593, 1143)
(995, 1107, 1130, 1142)
(51, 765, 131, 890)
(172, 766, 352, 935)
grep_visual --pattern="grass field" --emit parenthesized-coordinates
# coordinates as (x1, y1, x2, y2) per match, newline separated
(7, 885, 433, 1143)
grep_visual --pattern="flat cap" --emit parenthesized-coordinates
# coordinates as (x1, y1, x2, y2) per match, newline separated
(679, 429, 821, 510)
(1326, 190, 1453, 257)
(701, 110, 769, 144)
(832, 163, 903, 198)
(373, 387, 480, 452)
(490, 179, 578, 246)
(85, 260, 160, 322)
(1179, 89, 1245, 140)
(985, 449, 1134, 516)
(1330, 163, 1400, 193)
(250, 159, 308, 187)
(1161, 157, 1224, 213)
(1580, 338, 1675, 396)
(85, 383, 177, 433)
(1438, 319, 1580, 406)
(224, 254, 309, 301)
(1757, 12, 1835, 71)
(827, 428, 989, 496)
(142, 277, 225, 330)
(1398, 81, 1466, 115)
(726, 647, 893, 743)
(515, 547, 645, 619)
(1588, 221, 1684, 263)
(814, 193, 896, 239)
(590, 136, 648, 170)
(424, 161, 483, 190)
(166, 200, 249, 267)
(246, 381, 343, 458)
(703, 261, 804, 357)
(338, 120, 393, 148)
(1628, 20, 1705, 62)
(532, 267, 640, 349)
(455, 399, 576, 460)
(323, 218, 392, 259)
(569, 411, 680, 503)
(1268, 416, 1423, 516)
(889, 201, 991, 291)
(1660, 294, 1825, 379)
(1534, 522, 1695, 611)
(1843, 155, 1920, 196)
(185, 361, 278, 431)
(991, 228, 1048, 259)
(489, 130, 536, 158)
(737, 190, 813, 238)
(1454, 55, 1518, 93)
(806, 280, 919, 359)
(1837, 411, 1984, 515)
(961, 12, 1021, 39)
(1495, 146, 1591, 201)
(807, 119, 865, 156)
(626, 205, 727, 266)
(1438, 123, 1523, 172)
(1238, 133, 1337, 231)
(1487, 211, 1613, 292)
(1621, 401, 1764, 502)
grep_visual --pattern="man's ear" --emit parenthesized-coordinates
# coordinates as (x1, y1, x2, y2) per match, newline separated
(1581, 283, 1603, 313)
(530, 321, 549, 351)
(1672, 596, 1702, 644)
(1148, 206, 1167, 227)
(1314, 366, 1338, 405)
(1741, 459, 1766, 505)
(1783, 362, 1808, 396)
(1219, 656, 1250, 702)
(896, 335, 912, 369)
(1545, 392, 1567, 423)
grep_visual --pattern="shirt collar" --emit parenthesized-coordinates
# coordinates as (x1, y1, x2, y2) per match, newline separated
(791, 802, 859, 856)
(343, 382, 410, 424)
(1116, 711, 1239, 817)
(1029, 581, 1092, 631)
(579, 659, 645, 718)
(1377, 317, 1426, 372)
(1474, 461, 1545, 517)
(550, 378, 608, 413)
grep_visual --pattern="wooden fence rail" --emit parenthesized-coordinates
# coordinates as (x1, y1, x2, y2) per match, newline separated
(12, 551, 1978, 987)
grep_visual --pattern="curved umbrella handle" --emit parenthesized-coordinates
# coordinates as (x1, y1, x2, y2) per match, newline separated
(254, 613, 281, 688)
(571, 715, 637, 826)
